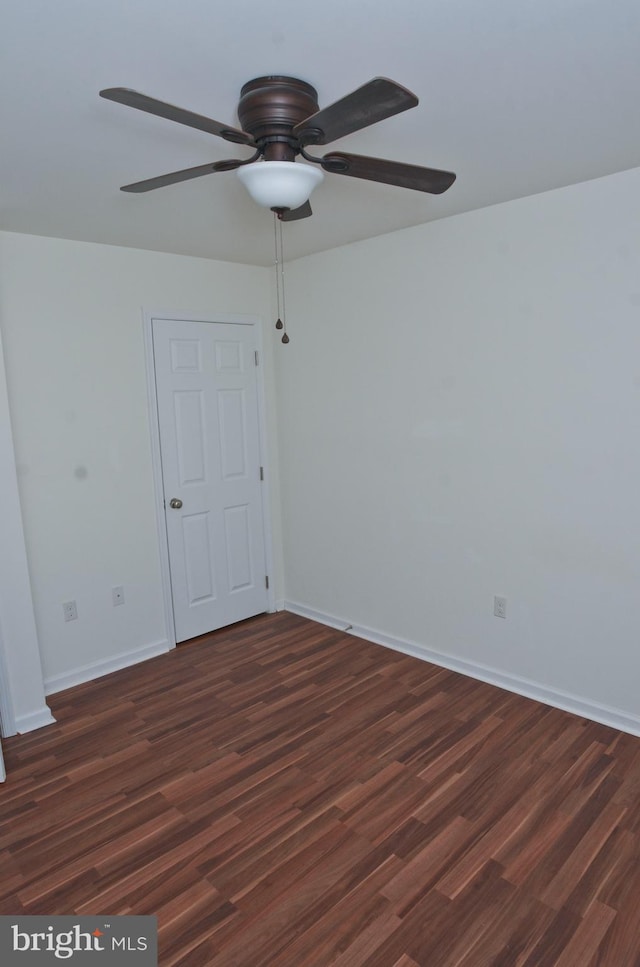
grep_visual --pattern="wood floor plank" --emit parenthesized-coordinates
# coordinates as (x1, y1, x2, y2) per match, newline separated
(1, 611, 640, 966)
(553, 901, 617, 967)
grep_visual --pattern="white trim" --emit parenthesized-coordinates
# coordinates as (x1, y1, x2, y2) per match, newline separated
(44, 638, 171, 696)
(0, 328, 52, 738)
(0, 621, 17, 736)
(252, 321, 277, 614)
(142, 309, 276, 641)
(15, 706, 57, 734)
(284, 601, 640, 738)
(143, 312, 178, 651)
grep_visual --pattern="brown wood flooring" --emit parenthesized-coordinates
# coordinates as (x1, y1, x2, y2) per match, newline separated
(2, 611, 640, 966)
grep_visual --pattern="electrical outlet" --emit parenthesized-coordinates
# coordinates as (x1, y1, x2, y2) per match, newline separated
(112, 585, 125, 607)
(62, 600, 78, 622)
(494, 595, 507, 619)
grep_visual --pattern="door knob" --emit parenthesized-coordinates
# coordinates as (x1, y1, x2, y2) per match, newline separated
(169, 497, 183, 509)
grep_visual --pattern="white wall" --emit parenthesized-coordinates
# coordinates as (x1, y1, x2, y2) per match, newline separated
(0, 232, 275, 692)
(278, 166, 640, 730)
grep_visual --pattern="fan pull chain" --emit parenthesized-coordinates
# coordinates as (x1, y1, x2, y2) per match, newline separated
(273, 213, 284, 333)
(271, 213, 290, 344)
(278, 217, 289, 344)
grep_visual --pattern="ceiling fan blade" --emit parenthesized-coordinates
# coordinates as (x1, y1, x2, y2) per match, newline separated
(100, 88, 255, 146)
(120, 162, 221, 193)
(293, 77, 418, 146)
(321, 152, 456, 194)
(278, 201, 313, 221)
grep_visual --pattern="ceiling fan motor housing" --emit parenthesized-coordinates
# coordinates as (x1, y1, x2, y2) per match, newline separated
(237, 76, 319, 161)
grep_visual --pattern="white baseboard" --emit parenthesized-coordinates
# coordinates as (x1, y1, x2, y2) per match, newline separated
(44, 639, 171, 696)
(15, 706, 57, 734)
(284, 601, 640, 738)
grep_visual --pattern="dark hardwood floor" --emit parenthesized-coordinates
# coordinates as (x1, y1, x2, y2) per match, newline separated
(2, 611, 640, 965)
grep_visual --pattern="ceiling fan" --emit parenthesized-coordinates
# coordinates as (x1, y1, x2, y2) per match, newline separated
(99, 76, 456, 220)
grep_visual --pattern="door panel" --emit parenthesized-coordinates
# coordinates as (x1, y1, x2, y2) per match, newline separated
(175, 391, 206, 484)
(224, 504, 253, 591)
(182, 512, 217, 604)
(218, 389, 247, 478)
(153, 319, 268, 641)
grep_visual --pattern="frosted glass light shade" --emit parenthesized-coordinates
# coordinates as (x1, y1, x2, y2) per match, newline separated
(237, 161, 324, 210)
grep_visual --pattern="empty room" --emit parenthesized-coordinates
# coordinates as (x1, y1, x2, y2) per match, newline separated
(1, 1, 640, 964)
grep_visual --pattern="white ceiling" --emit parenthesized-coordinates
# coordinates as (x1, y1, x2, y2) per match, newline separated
(2, 0, 639, 267)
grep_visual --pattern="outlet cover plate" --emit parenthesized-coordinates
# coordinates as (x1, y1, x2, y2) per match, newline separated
(494, 595, 507, 619)
(63, 600, 78, 622)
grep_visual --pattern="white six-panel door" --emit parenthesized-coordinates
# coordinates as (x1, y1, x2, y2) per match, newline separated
(152, 318, 268, 642)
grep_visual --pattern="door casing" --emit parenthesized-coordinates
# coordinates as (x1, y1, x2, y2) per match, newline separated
(143, 309, 276, 647)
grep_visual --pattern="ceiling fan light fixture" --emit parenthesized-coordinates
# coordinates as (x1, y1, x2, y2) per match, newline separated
(237, 161, 323, 211)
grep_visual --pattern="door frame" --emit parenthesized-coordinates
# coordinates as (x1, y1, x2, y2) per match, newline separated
(143, 309, 276, 647)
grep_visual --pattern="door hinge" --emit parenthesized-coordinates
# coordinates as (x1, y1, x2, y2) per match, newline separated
(259, 466, 264, 481)
(254, 350, 259, 366)
(265, 575, 269, 590)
